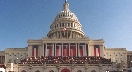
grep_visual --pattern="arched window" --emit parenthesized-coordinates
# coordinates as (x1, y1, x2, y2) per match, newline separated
(91, 70, 96, 72)
(49, 70, 54, 72)
(78, 70, 82, 72)
(61, 68, 70, 72)
(21, 70, 26, 72)
(35, 70, 40, 72)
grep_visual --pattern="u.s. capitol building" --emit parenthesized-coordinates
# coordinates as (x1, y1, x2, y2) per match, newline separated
(0, 0, 132, 72)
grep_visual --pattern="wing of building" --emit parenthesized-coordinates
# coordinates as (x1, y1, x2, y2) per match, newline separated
(0, 0, 132, 72)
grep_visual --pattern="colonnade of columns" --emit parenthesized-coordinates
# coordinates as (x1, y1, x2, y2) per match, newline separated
(29, 43, 103, 58)
(43, 43, 88, 57)
(49, 30, 83, 38)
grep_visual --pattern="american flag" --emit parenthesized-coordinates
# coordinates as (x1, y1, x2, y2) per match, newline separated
(94, 45, 100, 57)
(63, 27, 66, 32)
(56, 45, 62, 56)
(63, 45, 68, 56)
(46, 44, 52, 56)
(79, 45, 86, 56)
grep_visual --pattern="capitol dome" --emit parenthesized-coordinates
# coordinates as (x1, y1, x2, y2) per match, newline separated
(47, 0, 85, 38)
(55, 2, 78, 21)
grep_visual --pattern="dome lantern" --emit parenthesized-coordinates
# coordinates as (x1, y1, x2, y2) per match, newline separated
(63, 0, 69, 10)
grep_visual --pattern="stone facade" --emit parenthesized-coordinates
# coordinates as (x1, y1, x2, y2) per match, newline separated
(4, 48, 28, 64)
(0, 0, 132, 72)
(0, 51, 5, 64)
(5, 64, 112, 72)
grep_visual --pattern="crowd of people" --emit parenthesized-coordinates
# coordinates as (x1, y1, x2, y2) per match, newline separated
(0, 64, 6, 69)
(19, 56, 112, 64)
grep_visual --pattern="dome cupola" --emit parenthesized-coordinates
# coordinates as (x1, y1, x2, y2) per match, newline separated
(47, 0, 85, 38)
(55, 0, 78, 21)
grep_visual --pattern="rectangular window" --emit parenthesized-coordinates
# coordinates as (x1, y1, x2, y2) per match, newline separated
(62, 23, 64, 27)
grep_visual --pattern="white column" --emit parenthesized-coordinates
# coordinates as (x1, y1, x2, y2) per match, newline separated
(69, 43, 70, 56)
(55, 43, 56, 56)
(92, 45, 94, 56)
(38, 45, 40, 57)
(57, 31, 59, 38)
(42, 44, 44, 57)
(89, 45, 92, 56)
(88, 45, 90, 56)
(62, 43, 63, 56)
(67, 31, 68, 38)
(76, 43, 77, 56)
(85, 43, 87, 56)
(78, 43, 80, 57)
(60, 31, 62, 38)
(74, 32, 75, 38)
(85, 43, 88, 56)
(28, 45, 32, 57)
(100, 45, 104, 57)
(71, 31, 72, 38)
(52, 43, 54, 56)
(45, 44, 47, 56)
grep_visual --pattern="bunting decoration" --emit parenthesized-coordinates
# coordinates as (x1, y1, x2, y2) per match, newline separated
(56, 44, 62, 56)
(46, 44, 53, 56)
(63, 44, 69, 56)
(32, 45, 38, 57)
(94, 45, 100, 57)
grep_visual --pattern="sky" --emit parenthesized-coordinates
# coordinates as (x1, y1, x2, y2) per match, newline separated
(0, 0, 132, 51)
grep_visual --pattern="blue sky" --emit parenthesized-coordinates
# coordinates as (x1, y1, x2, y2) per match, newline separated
(0, 0, 132, 51)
